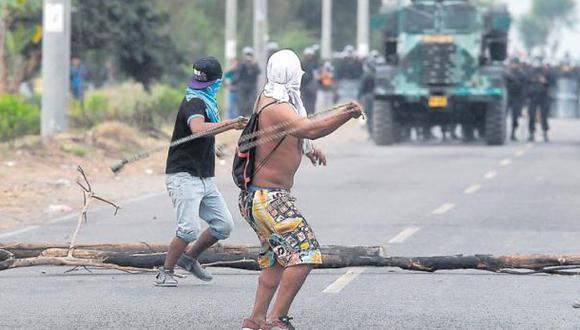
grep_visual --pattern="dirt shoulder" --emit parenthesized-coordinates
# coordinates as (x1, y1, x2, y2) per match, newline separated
(0, 120, 367, 233)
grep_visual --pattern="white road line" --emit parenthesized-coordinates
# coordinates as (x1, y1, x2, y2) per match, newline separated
(514, 150, 525, 157)
(0, 225, 39, 239)
(464, 184, 481, 195)
(499, 159, 512, 166)
(526, 143, 534, 149)
(432, 203, 455, 215)
(323, 268, 365, 294)
(388, 227, 420, 244)
(0, 191, 167, 238)
(484, 171, 497, 179)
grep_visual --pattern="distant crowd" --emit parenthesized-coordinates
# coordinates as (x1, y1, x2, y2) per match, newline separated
(224, 43, 383, 130)
(506, 56, 580, 142)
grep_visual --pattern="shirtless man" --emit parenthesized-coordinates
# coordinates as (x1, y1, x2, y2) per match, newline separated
(239, 50, 362, 330)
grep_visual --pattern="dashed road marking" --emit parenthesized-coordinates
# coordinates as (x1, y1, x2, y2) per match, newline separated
(484, 171, 497, 179)
(432, 203, 455, 215)
(514, 150, 525, 157)
(323, 268, 365, 293)
(464, 184, 482, 195)
(500, 159, 512, 166)
(388, 227, 420, 244)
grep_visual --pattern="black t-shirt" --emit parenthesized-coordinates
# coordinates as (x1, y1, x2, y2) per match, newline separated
(165, 98, 215, 178)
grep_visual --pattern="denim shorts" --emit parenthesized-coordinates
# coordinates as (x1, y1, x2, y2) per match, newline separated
(166, 172, 234, 242)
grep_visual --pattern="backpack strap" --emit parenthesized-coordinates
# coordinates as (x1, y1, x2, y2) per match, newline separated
(257, 100, 278, 114)
(251, 98, 287, 177)
(254, 135, 286, 177)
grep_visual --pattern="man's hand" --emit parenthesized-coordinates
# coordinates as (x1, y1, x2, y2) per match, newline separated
(306, 146, 327, 167)
(229, 116, 249, 130)
(345, 101, 364, 119)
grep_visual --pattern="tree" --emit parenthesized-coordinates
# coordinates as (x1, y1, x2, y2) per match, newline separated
(0, 0, 42, 95)
(518, 14, 549, 54)
(531, 0, 576, 27)
(71, 0, 182, 91)
(519, 0, 577, 55)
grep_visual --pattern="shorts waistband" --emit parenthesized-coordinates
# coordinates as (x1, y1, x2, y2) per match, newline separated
(248, 185, 290, 193)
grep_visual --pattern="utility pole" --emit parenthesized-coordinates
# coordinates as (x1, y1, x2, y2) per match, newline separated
(253, 0, 268, 88)
(357, 0, 370, 57)
(41, 0, 71, 138)
(321, 0, 332, 60)
(224, 0, 237, 118)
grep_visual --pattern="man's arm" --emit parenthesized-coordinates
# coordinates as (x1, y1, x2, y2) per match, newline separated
(189, 116, 247, 135)
(270, 103, 362, 140)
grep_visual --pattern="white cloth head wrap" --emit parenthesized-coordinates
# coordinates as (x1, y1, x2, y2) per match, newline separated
(263, 49, 313, 154)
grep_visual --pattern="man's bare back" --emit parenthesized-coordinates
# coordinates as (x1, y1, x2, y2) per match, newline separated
(252, 95, 363, 190)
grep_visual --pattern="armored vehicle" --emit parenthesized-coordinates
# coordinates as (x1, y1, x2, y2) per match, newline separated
(373, 0, 511, 145)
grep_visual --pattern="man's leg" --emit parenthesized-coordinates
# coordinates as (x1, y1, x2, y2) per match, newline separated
(511, 102, 521, 140)
(164, 236, 189, 270)
(268, 265, 313, 320)
(178, 179, 234, 280)
(528, 101, 538, 140)
(540, 100, 550, 142)
(185, 229, 217, 259)
(250, 264, 284, 321)
(195, 179, 234, 257)
(238, 89, 248, 117)
(163, 173, 203, 275)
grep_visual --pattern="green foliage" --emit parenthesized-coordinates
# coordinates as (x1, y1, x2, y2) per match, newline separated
(60, 143, 89, 157)
(271, 26, 317, 54)
(69, 83, 184, 130)
(70, 94, 110, 128)
(519, 15, 549, 52)
(0, 0, 42, 93)
(160, 0, 384, 64)
(518, 0, 577, 54)
(72, 0, 182, 90)
(531, 0, 576, 26)
(0, 95, 40, 144)
(149, 85, 183, 121)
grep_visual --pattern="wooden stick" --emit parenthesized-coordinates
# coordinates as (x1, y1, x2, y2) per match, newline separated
(110, 119, 242, 174)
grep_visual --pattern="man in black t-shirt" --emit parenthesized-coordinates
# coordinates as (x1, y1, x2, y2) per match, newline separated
(155, 57, 247, 287)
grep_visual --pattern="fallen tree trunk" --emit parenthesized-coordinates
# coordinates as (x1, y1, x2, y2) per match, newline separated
(1, 243, 580, 275)
(0, 243, 386, 271)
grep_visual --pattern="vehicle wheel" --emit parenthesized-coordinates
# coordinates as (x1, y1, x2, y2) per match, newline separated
(484, 98, 507, 145)
(372, 99, 397, 146)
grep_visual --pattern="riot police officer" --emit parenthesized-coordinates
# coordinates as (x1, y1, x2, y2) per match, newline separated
(527, 60, 551, 142)
(505, 58, 528, 141)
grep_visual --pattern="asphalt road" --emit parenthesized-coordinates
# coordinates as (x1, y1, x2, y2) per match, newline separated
(2, 119, 580, 329)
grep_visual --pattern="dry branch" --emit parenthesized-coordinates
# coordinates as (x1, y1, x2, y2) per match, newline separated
(68, 166, 120, 257)
(2, 243, 580, 275)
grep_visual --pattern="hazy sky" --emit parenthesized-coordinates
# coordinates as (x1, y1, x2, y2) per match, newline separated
(506, 0, 580, 58)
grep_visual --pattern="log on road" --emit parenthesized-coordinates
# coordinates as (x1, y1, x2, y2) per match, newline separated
(0, 243, 386, 271)
(1, 243, 580, 275)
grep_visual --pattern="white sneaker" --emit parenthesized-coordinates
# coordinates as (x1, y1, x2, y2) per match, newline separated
(153, 267, 178, 287)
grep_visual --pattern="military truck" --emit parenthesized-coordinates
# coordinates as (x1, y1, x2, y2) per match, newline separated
(373, 0, 511, 145)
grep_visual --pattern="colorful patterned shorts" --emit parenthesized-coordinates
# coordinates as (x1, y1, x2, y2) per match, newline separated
(239, 187, 322, 269)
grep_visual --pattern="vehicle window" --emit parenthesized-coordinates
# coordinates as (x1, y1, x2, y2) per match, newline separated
(403, 5, 436, 33)
(443, 4, 476, 31)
